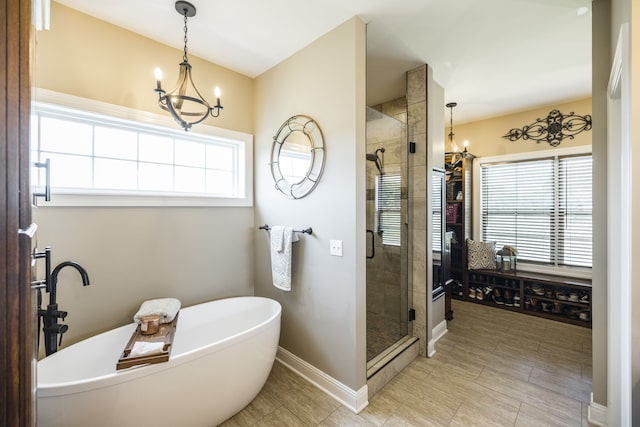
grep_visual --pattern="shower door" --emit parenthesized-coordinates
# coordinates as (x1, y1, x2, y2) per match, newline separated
(365, 107, 408, 363)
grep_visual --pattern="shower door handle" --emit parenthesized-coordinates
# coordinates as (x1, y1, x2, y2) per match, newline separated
(366, 229, 375, 259)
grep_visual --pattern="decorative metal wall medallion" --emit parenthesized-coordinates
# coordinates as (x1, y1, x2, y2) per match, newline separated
(502, 109, 592, 147)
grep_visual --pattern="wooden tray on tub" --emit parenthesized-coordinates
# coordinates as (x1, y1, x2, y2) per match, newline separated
(116, 313, 179, 370)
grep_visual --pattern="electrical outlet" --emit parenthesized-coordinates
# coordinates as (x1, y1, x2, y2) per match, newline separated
(330, 240, 343, 257)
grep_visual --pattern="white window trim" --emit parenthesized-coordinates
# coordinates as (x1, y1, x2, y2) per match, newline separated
(472, 145, 592, 279)
(33, 88, 253, 207)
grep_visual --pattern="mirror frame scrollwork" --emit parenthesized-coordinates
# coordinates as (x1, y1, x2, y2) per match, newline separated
(270, 115, 325, 199)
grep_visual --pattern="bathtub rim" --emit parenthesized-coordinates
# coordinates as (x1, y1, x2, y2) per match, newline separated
(37, 296, 281, 397)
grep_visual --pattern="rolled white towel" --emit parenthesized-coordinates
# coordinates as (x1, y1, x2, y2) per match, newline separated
(133, 298, 181, 324)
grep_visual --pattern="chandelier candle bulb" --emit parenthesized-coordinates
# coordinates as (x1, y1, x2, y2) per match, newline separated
(214, 86, 222, 108)
(154, 68, 163, 89)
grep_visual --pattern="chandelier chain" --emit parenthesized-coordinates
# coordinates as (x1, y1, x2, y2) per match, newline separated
(154, 1, 223, 131)
(448, 104, 454, 141)
(183, 12, 189, 62)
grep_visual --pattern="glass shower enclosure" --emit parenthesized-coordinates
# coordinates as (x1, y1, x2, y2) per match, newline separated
(365, 107, 409, 367)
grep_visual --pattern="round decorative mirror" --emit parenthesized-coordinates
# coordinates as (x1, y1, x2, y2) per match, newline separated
(270, 115, 325, 199)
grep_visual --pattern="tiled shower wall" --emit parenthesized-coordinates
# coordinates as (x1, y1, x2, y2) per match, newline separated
(367, 63, 429, 358)
(407, 65, 429, 357)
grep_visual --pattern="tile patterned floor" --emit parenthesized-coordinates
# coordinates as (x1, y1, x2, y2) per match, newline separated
(221, 299, 592, 426)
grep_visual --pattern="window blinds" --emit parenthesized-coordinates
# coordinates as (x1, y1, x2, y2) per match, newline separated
(376, 174, 402, 246)
(432, 175, 442, 252)
(558, 155, 592, 267)
(480, 154, 592, 268)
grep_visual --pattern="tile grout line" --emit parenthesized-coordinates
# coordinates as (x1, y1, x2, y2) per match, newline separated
(446, 399, 465, 427)
(514, 400, 523, 427)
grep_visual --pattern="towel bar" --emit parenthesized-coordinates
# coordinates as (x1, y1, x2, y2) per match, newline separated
(259, 224, 313, 235)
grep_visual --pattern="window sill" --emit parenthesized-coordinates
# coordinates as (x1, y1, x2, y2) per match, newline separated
(35, 191, 252, 208)
(512, 263, 592, 281)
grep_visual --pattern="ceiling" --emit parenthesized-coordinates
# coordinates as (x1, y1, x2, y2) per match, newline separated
(53, 0, 592, 124)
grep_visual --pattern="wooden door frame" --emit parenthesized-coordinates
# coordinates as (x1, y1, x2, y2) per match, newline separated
(1, 0, 35, 426)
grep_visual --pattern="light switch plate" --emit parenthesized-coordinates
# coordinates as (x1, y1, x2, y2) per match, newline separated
(330, 240, 343, 257)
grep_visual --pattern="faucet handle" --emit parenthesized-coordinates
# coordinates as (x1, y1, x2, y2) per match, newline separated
(54, 310, 67, 320)
(30, 280, 47, 290)
(57, 324, 69, 347)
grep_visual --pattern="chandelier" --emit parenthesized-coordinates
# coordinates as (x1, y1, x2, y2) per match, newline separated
(154, 1, 223, 131)
(445, 102, 462, 153)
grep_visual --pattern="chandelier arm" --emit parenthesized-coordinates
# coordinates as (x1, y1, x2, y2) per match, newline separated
(186, 67, 212, 109)
(167, 95, 209, 115)
(162, 94, 215, 128)
(164, 95, 191, 130)
(155, 87, 167, 104)
(170, 62, 190, 111)
(209, 104, 223, 118)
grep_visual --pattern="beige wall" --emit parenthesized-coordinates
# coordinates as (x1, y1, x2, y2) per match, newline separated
(33, 2, 256, 351)
(35, 208, 253, 341)
(591, 0, 610, 409)
(451, 98, 592, 158)
(626, 0, 640, 422)
(604, 0, 640, 421)
(426, 67, 446, 345)
(36, 2, 254, 135)
(253, 17, 367, 391)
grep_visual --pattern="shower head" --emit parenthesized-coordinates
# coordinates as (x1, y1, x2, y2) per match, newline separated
(366, 148, 385, 174)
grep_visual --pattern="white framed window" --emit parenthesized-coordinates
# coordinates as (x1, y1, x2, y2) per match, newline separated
(31, 90, 253, 207)
(474, 146, 592, 277)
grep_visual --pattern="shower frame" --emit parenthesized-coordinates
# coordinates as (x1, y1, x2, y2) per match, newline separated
(365, 106, 411, 373)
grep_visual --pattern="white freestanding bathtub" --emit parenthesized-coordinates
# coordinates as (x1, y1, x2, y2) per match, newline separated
(37, 296, 281, 427)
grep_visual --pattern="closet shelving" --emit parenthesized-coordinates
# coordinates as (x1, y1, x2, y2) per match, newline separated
(445, 151, 474, 300)
(467, 269, 592, 328)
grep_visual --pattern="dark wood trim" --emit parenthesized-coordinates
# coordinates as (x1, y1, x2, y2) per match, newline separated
(1, 0, 35, 425)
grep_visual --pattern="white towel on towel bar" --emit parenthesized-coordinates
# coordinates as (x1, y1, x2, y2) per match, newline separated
(270, 226, 298, 291)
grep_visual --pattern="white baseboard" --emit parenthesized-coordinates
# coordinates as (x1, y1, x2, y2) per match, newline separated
(427, 320, 448, 357)
(427, 340, 436, 357)
(587, 392, 608, 426)
(276, 347, 369, 413)
(433, 320, 448, 342)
